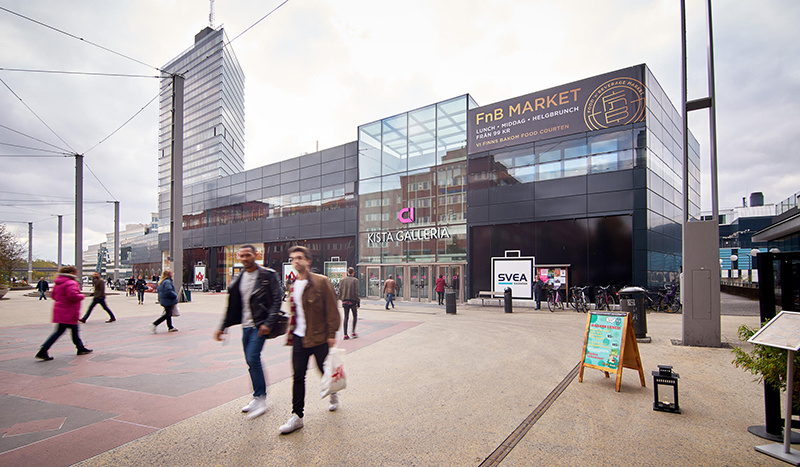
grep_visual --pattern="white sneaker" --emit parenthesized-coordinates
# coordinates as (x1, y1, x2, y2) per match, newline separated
(328, 392, 339, 411)
(150, 324, 157, 334)
(241, 398, 259, 413)
(246, 396, 267, 419)
(279, 414, 303, 434)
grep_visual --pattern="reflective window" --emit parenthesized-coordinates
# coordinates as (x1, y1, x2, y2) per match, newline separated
(382, 114, 407, 175)
(408, 105, 436, 171)
(437, 97, 467, 165)
(359, 122, 382, 179)
(538, 161, 561, 181)
(564, 157, 588, 178)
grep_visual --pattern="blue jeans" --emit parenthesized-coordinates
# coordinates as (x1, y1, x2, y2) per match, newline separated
(242, 327, 267, 398)
(39, 290, 47, 300)
(386, 293, 394, 309)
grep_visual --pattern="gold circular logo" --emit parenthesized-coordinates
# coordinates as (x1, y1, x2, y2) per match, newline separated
(584, 78, 646, 131)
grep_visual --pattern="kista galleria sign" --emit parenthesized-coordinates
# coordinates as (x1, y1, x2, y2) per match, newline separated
(467, 65, 646, 154)
(365, 208, 451, 245)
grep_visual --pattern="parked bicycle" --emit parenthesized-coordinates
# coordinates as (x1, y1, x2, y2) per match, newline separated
(569, 286, 589, 313)
(547, 287, 564, 312)
(644, 284, 682, 313)
(595, 285, 615, 310)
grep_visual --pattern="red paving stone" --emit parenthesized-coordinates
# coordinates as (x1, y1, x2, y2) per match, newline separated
(0, 311, 417, 466)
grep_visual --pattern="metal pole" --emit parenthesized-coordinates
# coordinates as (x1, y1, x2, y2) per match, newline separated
(114, 201, 120, 282)
(170, 74, 185, 297)
(57, 215, 62, 269)
(681, 0, 689, 225)
(27, 222, 32, 284)
(706, 0, 719, 220)
(785, 349, 795, 452)
(75, 154, 83, 282)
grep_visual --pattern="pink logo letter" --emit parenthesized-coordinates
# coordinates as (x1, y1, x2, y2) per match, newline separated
(398, 207, 414, 224)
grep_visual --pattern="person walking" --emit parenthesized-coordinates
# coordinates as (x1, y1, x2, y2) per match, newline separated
(533, 276, 544, 310)
(36, 277, 49, 300)
(338, 267, 359, 340)
(152, 270, 178, 333)
(214, 244, 282, 420)
(435, 274, 447, 305)
(127, 276, 135, 297)
(279, 245, 341, 434)
(135, 275, 147, 305)
(383, 275, 396, 310)
(80, 272, 116, 323)
(36, 266, 92, 360)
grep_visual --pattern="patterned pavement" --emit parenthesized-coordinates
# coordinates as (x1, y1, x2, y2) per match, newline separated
(0, 301, 415, 467)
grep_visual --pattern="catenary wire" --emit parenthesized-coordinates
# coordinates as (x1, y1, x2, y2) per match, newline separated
(0, 124, 71, 153)
(83, 92, 160, 155)
(83, 159, 117, 202)
(0, 154, 68, 158)
(223, 0, 290, 48)
(0, 77, 76, 153)
(0, 6, 164, 74)
(0, 67, 162, 79)
(0, 141, 68, 154)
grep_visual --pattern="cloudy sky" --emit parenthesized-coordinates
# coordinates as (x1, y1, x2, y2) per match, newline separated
(1, 0, 798, 264)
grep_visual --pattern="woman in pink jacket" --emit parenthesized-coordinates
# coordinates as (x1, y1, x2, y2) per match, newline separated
(36, 266, 92, 360)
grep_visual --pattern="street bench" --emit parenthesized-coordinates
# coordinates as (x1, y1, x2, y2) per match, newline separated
(476, 291, 504, 306)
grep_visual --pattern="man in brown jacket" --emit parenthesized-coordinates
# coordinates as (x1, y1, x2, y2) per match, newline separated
(383, 275, 397, 310)
(279, 245, 342, 434)
(80, 272, 116, 323)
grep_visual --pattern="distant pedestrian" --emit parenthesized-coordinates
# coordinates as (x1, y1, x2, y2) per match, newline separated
(435, 274, 447, 305)
(36, 266, 92, 360)
(80, 272, 116, 323)
(135, 275, 147, 305)
(383, 275, 396, 310)
(214, 245, 282, 420)
(533, 277, 544, 310)
(338, 267, 359, 340)
(152, 269, 178, 333)
(36, 277, 49, 300)
(127, 276, 135, 297)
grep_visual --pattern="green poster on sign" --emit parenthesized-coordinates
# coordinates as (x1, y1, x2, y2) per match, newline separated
(583, 312, 626, 371)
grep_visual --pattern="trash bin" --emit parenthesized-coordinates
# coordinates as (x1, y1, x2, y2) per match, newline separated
(504, 287, 513, 313)
(619, 286, 647, 338)
(181, 288, 192, 302)
(445, 291, 456, 314)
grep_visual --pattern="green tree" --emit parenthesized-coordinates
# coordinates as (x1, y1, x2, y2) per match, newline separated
(0, 224, 25, 286)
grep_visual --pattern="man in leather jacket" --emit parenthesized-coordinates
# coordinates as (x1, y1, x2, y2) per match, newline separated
(214, 244, 282, 419)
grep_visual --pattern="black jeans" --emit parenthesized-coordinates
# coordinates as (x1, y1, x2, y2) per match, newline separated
(82, 297, 115, 321)
(153, 304, 174, 329)
(137, 290, 145, 303)
(437, 291, 445, 305)
(291, 335, 328, 418)
(342, 303, 357, 335)
(41, 323, 85, 351)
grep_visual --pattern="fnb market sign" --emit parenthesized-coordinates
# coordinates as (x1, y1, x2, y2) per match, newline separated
(366, 227, 451, 245)
(467, 65, 645, 155)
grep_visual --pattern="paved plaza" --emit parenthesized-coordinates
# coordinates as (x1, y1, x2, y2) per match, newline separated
(0, 289, 793, 466)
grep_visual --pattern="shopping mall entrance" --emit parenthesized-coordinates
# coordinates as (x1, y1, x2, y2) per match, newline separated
(359, 263, 465, 303)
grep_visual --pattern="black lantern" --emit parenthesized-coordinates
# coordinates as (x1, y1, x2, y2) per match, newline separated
(652, 365, 680, 413)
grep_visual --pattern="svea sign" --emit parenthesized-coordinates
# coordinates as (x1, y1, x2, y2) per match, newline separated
(491, 256, 534, 299)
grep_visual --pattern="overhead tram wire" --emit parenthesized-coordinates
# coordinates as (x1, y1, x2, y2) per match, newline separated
(0, 141, 69, 155)
(223, 0, 290, 48)
(0, 6, 164, 74)
(0, 68, 161, 79)
(0, 154, 69, 158)
(83, 160, 117, 202)
(83, 91, 160, 155)
(0, 124, 71, 153)
(0, 77, 76, 154)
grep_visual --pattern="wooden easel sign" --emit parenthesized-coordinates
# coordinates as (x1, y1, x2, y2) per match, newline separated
(579, 311, 646, 392)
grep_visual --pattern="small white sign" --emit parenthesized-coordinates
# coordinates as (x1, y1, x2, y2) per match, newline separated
(492, 257, 534, 299)
(194, 266, 206, 285)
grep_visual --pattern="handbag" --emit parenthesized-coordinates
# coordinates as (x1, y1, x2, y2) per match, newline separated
(320, 347, 346, 398)
(266, 313, 289, 339)
(172, 306, 180, 317)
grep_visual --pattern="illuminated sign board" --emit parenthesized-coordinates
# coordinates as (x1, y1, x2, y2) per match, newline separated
(467, 65, 645, 155)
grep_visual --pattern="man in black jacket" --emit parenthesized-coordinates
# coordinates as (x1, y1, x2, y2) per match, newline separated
(214, 244, 281, 419)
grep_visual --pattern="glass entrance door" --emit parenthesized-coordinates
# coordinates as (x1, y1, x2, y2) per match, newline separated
(437, 265, 463, 302)
(367, 267, 381, 298)
(410, 266, 430, 301)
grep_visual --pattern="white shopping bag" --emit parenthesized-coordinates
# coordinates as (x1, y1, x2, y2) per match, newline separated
(320, 347, 346, 398)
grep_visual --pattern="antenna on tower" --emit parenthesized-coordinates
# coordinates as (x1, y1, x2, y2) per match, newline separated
(209, 0, 215, 28)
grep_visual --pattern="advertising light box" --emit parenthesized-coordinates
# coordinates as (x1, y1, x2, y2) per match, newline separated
(467, 65, 645, 155)
(492, 256, 534, 299)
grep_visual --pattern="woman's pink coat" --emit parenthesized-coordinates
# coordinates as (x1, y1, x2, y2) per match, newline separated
(51, 274, 85, 325)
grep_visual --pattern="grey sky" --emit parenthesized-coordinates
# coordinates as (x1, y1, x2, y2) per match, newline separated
(1, 0, 798, 263)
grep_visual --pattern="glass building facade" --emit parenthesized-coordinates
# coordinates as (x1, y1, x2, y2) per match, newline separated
(356, 95, 476, 301)
(158, 27, 245, 236)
